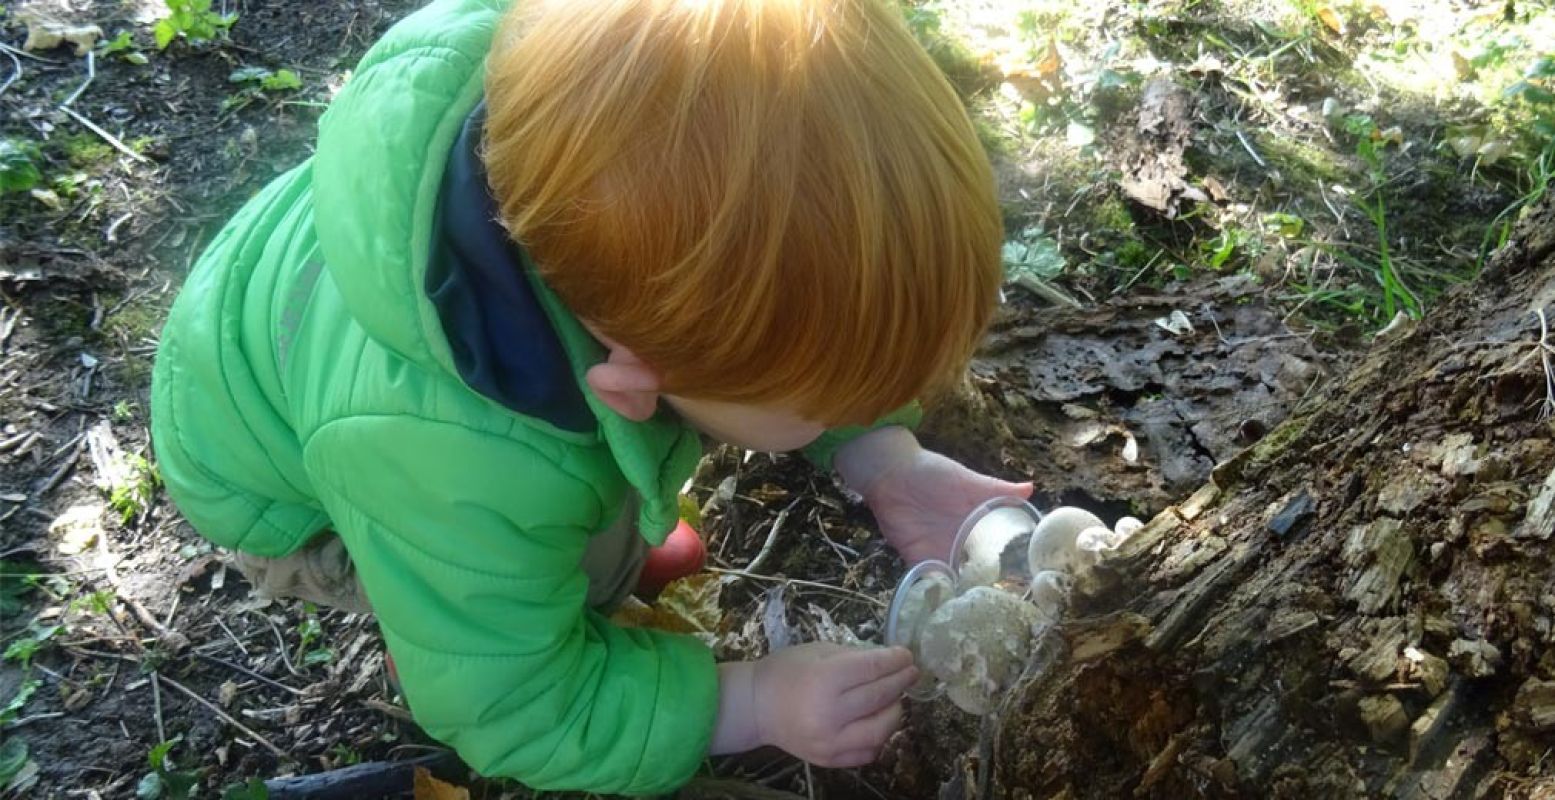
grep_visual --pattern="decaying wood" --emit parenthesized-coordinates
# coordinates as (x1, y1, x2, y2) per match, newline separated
(928, 196, 1555, 798)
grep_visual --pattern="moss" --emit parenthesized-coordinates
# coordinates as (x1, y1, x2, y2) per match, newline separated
(105, 299, 164, 345)
(53, 133, 115, 168)
(1259, 134, 1353, 191)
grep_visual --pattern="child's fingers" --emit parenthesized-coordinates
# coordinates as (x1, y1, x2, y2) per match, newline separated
(835, 698, 905, 752)
(839, 646, 914, 689)
(824, 747, 884, 768)
(838, 661, 919, 718)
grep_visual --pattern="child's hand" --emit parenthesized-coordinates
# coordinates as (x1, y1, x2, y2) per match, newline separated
(835, 427, 1032, 564)
(712, 644, 917, 766)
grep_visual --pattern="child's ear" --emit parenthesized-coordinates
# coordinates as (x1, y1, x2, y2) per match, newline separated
(585, 346, 663, 422)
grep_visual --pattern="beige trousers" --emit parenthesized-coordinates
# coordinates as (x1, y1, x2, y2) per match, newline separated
(230, 496, 649, 614)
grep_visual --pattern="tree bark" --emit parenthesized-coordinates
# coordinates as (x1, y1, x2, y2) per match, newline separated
(908, 196, 1555, 799)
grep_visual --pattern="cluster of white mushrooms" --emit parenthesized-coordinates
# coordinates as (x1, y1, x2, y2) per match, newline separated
(885, 500, 1143, 714)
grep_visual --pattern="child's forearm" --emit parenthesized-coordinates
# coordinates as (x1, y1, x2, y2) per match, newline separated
(711, 661, 763, 754)
(833, 425, 920, 499)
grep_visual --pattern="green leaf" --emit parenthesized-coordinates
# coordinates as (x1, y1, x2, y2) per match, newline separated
(100, 30, 135, 55)
(260, 69, 301, 92)
(153, 19, 176, 50)
(302, 647, 335, 666)
(228, 66, 272, 84)
(0, 140, 41, 194)
(163, 769, 201, 800)
(1002, 227, 1066, 282)
(221, 778, 269, 800)
(0, 678, 40, 726)
(0, 738, 28, 784)
(124, 52, 150, 65)
(221, 778, 268, 800)
(1263, 212, 1305, 238)
(147, 737, 180, 771)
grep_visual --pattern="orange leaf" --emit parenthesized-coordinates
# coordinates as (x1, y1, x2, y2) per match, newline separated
(413, 767, 470, 800)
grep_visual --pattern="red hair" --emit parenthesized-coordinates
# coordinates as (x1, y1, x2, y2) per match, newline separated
(484, 0, 1002, 426)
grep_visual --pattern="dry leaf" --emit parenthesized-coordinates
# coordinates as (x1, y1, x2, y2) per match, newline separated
(1316, 6, 1346, 34)
(22, 16, 103, 55)
(50, 502, 105, 555)
(1001, 37, 1064, 103)
(611, 573, 723, 637)
(1203, 176, 1229, 203)
(413, 767, 470, 800)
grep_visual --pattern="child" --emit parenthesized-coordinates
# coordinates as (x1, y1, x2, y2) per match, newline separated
(150, 0, 1030, 792)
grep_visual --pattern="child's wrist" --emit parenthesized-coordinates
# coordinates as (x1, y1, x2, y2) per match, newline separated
(834, 426, 920, 499)
(711, 662, 763, 754)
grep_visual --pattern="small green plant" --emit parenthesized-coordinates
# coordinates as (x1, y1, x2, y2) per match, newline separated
(109, 453, 160, 524)
(3, 624, 62, 668)
(137, 737, 201, 800)
(0, 677, 40, 727)
(153, 0, 237, 50)
(113, 400, 138, 422)
(222, 67, 304, 113)
(1331, 113, 1420, 322)
(0, 139, 41, 194)
(99, 30, 149, 64)
(0, 738, 32, 791)
(295, 602, 335, 667)
(327, 742, 362, 767)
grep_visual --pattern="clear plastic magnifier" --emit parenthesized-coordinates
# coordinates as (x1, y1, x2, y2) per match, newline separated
(884, 559, 956, 699)
(949, 496, 1044, 589)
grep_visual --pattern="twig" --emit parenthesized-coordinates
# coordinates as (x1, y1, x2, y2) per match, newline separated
(196, 652, 303, 696)
(34, 433, 86, 497)
(58, 52, 151, 165)
(158, 674, 289, 758)
(151, 672, 167, 744)
(362, 698, 414, 723)
(0, 42, 61, 63)
(60, 107, 151, 164)
(1011, 274, 1083, 308)
(707, 567, 885, 606)
(61, 50, 95, 107)
(1537, 309, 1555, 421)
(744, 499, 799, 575)
(1235, 129, 1267, 168)
(3, 711, 65, 729)
(0, 45, 20, 98)
(249, 609, 305, 678)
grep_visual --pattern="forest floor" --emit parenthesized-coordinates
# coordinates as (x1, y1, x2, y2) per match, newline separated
(0, 0, 1551, 797)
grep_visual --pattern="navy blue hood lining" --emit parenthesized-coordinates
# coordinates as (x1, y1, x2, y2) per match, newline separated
(425, 103, 596, 434)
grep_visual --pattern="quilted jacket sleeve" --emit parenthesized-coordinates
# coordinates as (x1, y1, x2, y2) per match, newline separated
(303, 415, 717, 795)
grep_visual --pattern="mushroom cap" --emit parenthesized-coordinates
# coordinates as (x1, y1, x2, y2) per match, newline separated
(954, 500, 1042, 588)
(1026, 506, 1107, 576)
(918, 586, 1043, 714)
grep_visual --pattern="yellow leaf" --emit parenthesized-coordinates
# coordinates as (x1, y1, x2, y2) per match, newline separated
(413, 767, 470, 800)
(1316, 6, 1346, 34)
(612, 573, 723, 635)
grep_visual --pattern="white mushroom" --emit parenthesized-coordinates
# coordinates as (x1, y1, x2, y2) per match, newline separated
(918, 587, 1043, 714)
(956, 504, 1040, 588)
(1026, 506, 1107, 575)
(1028, 569, 1073, 623)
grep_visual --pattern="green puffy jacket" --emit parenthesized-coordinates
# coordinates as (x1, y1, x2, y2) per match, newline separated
(150, 0, 914, 793)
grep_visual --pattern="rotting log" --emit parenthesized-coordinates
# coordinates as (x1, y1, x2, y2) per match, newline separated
(901, 196, 1555, 799)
